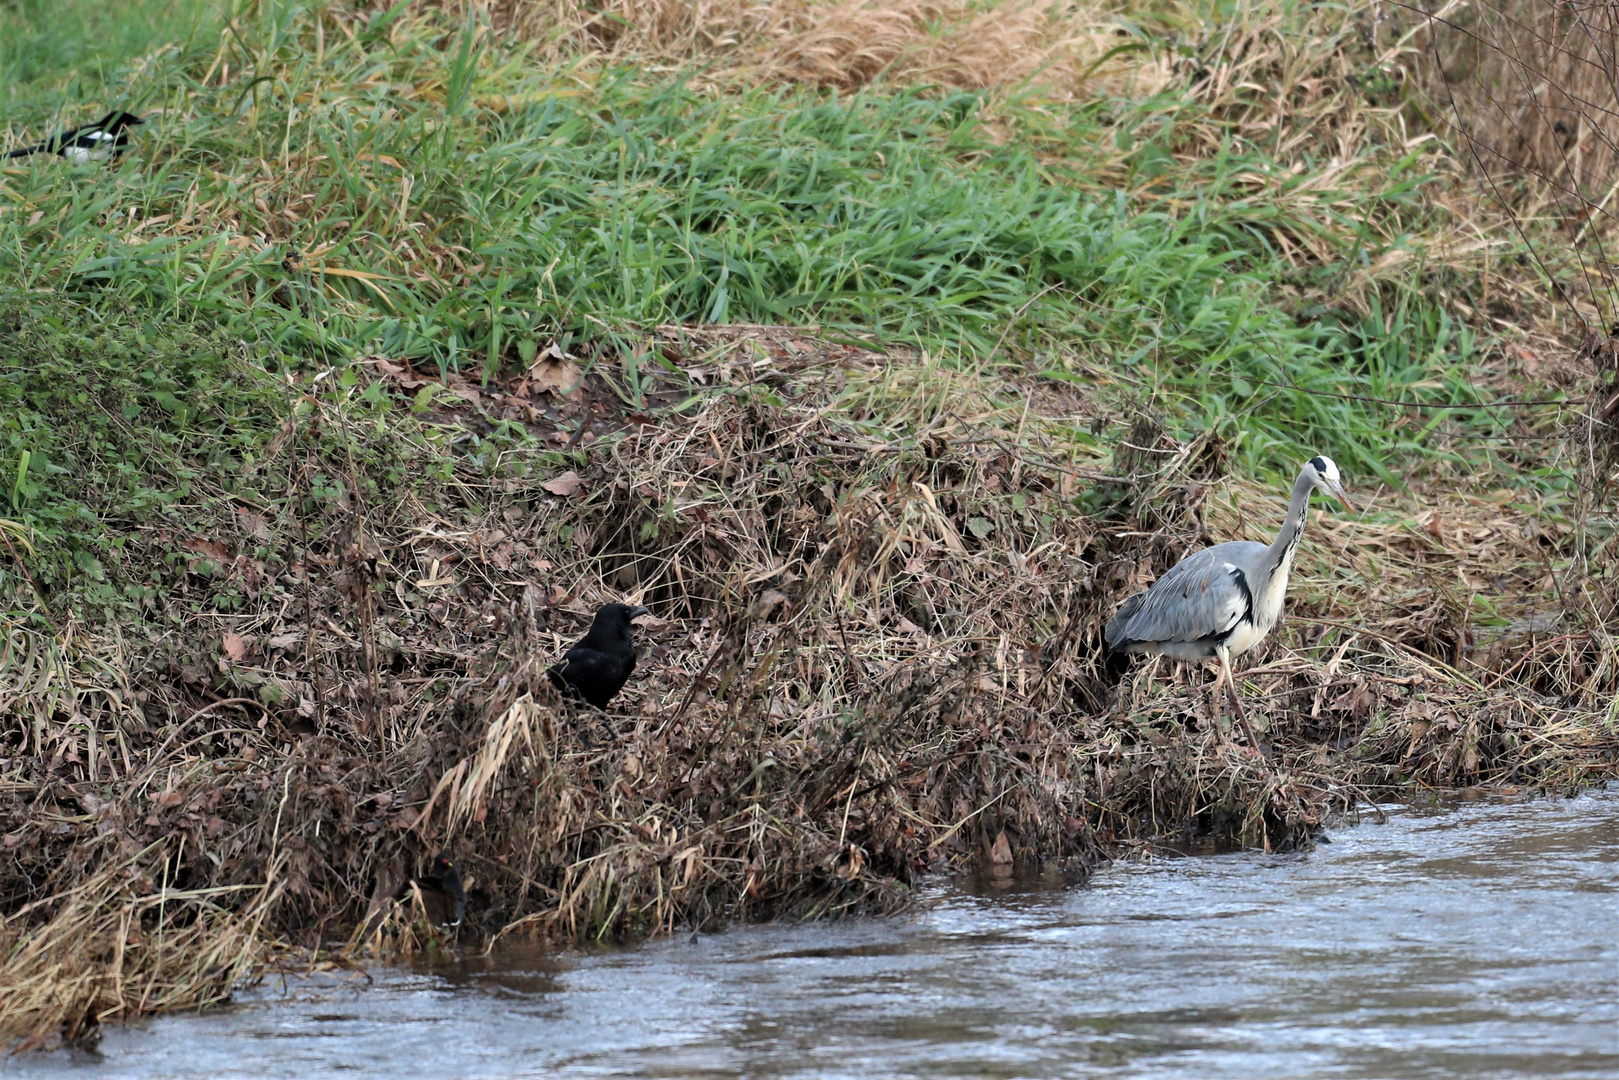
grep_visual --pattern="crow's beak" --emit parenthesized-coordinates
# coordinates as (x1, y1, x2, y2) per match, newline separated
(627, 606, 651, 621)
(1326, 478, 1353, 514)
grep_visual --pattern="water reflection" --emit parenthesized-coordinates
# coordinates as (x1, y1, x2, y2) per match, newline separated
(19, 788, 1618, 1079)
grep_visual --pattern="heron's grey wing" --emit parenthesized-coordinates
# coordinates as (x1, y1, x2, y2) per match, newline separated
(1106, 545, 1257, 648)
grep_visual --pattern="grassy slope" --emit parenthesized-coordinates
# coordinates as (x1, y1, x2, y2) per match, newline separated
(1, 0, 1614, 1049)
(1, 0, 1565, 616)
(1, 0, 1519, 495)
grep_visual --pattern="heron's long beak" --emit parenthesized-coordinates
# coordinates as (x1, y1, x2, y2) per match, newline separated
(1326, 480, 1353, 513)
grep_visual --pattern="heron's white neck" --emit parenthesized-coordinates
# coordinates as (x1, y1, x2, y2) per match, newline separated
(1264, 467, 1317, 582)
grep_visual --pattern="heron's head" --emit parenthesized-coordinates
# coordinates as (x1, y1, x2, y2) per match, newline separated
(1306, 455, 1352, 512)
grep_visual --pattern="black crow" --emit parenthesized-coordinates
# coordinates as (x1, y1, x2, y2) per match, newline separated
(547, 603, 650, 709)
(6, 111, 144, 163)
(398, 852, 466, 928)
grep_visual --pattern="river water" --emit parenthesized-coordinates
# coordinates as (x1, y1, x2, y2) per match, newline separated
(17, 788, 1619, 1079)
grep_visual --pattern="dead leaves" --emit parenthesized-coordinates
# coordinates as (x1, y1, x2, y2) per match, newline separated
(221, 633, 249, 663)
(370, 357, 435, 391)
(526, 342, 583, 397)
(366, 344, 584, 408)
(747, 589, 792, 621)
(179, 537, 263, 590)
(235, 508, 272, 543)
(541, 471, 585, 497)
(179, 538, 232, 571)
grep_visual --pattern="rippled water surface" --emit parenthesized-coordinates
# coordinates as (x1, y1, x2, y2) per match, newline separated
(17, 788, 1619, 1079)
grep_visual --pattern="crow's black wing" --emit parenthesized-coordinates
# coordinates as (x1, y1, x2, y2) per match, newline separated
(548, 643, 635, 709)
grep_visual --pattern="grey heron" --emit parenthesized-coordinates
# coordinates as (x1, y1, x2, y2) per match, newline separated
(1104, 456, 1352, 752)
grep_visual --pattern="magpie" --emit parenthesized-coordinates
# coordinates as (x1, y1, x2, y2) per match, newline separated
(547, 603, 650, 709)
(397, 852, 466, 928)
(6, 111, 144, 163)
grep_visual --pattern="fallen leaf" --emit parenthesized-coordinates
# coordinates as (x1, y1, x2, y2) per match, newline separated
(267, 632, 302, 650)
(529, 342, 584, 397)
(966, 516, 995, 539)
(221, 632, 249, 662)
(542, 470, 585, 497)
(372, 356, 435, 390)
(180, 537, 232, 568)
(748, 589, 791, 620)
(896, 617, 924, 635)
(235, 508, 272, 542)
(154, 790, 183, 809)
(989, 830, 1013, 865)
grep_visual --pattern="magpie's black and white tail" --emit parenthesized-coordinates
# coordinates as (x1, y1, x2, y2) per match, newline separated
(5, 111, 144, 163)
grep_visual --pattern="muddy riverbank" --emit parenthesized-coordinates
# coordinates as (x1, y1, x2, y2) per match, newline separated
(3, 317, 1617, 1050)
(20, 788, 1619, 1079)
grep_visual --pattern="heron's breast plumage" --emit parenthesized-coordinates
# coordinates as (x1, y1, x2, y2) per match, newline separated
(1226, 546, 1298, 658)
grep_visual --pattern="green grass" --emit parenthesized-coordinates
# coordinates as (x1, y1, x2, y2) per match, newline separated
(0, 292, 286, 603)
(0, 0, 1553, 593)
(0, 0, 217, 116)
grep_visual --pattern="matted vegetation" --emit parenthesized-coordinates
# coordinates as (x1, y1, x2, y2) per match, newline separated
(1, 0, 1616, 1054)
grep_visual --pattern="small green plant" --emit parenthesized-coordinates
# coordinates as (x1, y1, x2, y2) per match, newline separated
(8, 451, 31, 511)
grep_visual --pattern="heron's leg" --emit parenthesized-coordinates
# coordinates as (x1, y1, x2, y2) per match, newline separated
(1217, 647, 1263, 754)
(1207, 658, 1226, 742)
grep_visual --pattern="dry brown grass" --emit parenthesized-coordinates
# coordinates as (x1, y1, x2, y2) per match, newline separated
(485, 0, 1174, 98)
(0, 846, 278, 1052)
(1398, 0, 1619, 340)
(1415, 1, 1619, 212)
(4, 326, 1615, 1049)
